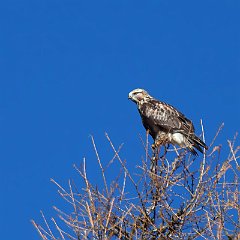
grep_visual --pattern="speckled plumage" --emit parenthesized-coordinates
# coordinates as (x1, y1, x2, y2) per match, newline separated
(128, 88, 208, 155)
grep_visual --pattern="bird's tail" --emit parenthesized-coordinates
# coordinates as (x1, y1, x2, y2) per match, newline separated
(183, 133, 208, 155)
(190, 134, 208, 155)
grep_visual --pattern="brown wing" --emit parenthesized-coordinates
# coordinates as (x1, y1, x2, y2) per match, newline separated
(139, 99, 194, 135)
(138, 98, 208, 153)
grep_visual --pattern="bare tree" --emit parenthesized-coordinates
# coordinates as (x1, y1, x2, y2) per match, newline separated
(32, 123, 240, 239)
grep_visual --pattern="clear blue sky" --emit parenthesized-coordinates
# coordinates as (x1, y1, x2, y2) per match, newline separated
(0, 1, 239, 239)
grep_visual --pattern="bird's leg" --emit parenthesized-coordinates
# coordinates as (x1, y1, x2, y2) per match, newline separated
(151, 140, 161, 160)
(151, 133, 168, 171)
(151, 138, 161, 152)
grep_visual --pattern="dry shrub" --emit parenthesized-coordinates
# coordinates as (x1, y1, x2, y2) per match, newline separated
(32, 124, 240, 239)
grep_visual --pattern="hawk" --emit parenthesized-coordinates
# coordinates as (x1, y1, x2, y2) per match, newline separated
(128, 88, 208, 155)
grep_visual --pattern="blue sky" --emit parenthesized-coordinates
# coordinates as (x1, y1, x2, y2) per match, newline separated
(0, 1, 239, 239)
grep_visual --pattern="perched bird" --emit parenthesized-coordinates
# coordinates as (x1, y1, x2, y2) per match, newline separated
(128, 88, 208, 155)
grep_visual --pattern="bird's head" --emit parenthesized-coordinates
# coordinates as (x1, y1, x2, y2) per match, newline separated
(128, 88, 152, 104)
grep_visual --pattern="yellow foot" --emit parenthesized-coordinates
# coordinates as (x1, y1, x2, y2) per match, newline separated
(152, 140, 162, 150)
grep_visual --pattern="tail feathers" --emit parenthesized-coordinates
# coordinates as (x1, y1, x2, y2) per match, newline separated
(184, 134, 208, 155)
(195, 135, 208, 149)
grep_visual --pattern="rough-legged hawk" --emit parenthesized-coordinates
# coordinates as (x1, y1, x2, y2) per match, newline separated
(128, 88, 208, 155)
